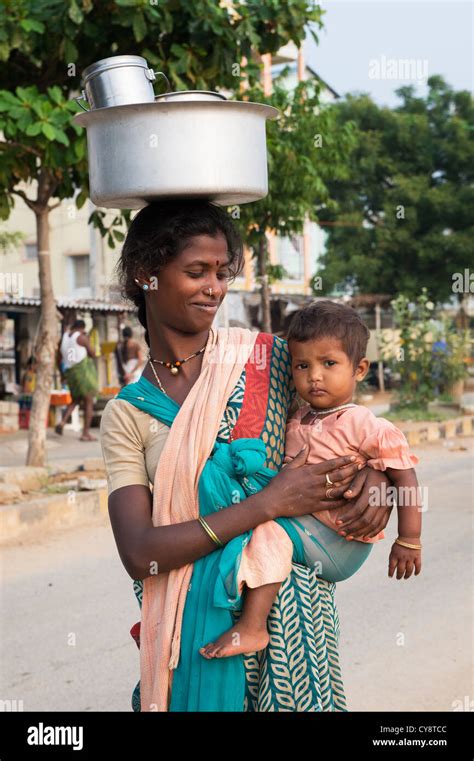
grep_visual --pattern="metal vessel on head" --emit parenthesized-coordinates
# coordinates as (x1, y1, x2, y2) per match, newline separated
(73, 54, 279, 209)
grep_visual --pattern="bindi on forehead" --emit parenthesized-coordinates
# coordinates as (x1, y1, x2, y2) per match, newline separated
(183, 256, 230, 268)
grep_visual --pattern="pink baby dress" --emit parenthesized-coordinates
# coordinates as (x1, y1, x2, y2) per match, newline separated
(283, 404, 419, 543)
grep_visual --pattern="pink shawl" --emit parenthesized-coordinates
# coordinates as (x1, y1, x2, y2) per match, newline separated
(139, 326, 259, 711)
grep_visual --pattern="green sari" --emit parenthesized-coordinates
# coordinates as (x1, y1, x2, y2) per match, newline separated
(120, 332, 347, 712)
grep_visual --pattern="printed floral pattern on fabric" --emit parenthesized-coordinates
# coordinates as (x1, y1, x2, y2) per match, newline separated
(130, 335, 347, 712)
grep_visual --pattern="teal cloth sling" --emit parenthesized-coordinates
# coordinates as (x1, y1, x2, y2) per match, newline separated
(117, 375, 306, 711)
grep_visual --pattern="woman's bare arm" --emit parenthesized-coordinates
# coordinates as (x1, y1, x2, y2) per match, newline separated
(108, 451, 361, 580)
(109, 483, 279, 580)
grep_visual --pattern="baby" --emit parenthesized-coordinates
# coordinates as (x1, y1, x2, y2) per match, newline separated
(200, 300, 423, 660)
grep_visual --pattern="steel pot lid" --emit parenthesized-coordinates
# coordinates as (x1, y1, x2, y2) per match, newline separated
(154, 90, 226, 102)
(82, 55, 153, 85)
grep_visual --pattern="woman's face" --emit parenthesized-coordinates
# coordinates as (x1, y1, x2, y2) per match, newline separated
(144, 232, 232, 334)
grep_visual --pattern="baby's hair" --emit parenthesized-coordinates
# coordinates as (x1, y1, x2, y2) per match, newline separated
(286, 300, 370, 368)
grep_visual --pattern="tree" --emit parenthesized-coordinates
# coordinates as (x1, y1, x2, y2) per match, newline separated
(236, 75, 357, 331)
(0, 85, 91, 465)
(313, 76, 474, 304)
(1, 0, 323, 91)
(0, 0, 323, 466)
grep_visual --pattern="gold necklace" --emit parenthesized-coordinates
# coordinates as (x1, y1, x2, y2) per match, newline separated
(148, 357, 167, 395)
(148, 356, 235, 441)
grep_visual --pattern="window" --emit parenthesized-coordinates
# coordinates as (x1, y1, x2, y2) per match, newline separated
(277, 235, 304, 280)
(25, 242, 37, 260)
(71, 255, 90, 290)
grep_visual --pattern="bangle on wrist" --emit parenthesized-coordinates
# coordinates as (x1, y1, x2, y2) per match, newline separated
(198, 516, 224, 548)
(395, 537, 422, 550)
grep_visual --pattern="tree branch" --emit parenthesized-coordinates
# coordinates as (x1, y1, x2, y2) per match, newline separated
(0, 140, 42, 159)
(11, 188, 37, 212)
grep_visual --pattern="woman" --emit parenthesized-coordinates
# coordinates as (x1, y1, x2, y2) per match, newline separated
(100, 199, 393, 712)
(56, 319, 99, 441)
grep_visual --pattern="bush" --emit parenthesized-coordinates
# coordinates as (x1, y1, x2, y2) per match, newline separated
(380, 289, 471, 410)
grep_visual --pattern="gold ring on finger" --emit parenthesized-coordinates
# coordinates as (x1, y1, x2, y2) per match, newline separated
(326, 487, 335, 499)
(325, 473, 334, 486)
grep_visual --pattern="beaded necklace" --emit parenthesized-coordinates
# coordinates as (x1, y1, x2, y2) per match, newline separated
(146, 356, 235, 441)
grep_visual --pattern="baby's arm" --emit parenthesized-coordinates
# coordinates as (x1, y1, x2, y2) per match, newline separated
(385, 466, 422, 580)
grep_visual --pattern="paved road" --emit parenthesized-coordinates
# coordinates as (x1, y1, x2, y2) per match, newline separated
(0, 427, 101, 468)
(337, 437, 473, 711)
(0, 438, 472, 711)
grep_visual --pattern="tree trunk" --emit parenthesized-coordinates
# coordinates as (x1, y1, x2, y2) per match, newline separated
(257, 236, 272, 333)
(26, 208, 58, 466)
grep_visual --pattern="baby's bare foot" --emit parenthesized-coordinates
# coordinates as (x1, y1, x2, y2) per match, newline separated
(199, 621, 269, 659)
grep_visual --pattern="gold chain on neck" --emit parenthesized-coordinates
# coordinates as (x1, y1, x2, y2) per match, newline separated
(146, 352, 235, 442)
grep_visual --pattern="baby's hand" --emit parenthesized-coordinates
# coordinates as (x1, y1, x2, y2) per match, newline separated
(388, 541, 422, 579)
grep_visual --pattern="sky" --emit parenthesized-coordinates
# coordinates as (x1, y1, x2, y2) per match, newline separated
(305, 0, 473, 107)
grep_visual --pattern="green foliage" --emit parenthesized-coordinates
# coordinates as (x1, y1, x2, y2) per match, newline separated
(235, 75, 357, 262)
(385, 405, 454, 423)
(0, 0, 323, 92)
(0, 84, 88, 217)
(0, 227, 26, 253)
(381, 288, 471, 411)
(88, 209, 132, 250)
(267, 263, 288, 284)
(432, 320, 471, 387)
(380, 289, 438, 408)
(313, 77, 474, 303)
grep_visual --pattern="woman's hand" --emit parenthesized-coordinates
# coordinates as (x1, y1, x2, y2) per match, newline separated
(334, 467, 394, 540)
(267, 446, 363, 520)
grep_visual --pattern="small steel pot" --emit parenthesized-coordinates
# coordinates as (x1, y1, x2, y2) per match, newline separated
(75, 54, 170, 111)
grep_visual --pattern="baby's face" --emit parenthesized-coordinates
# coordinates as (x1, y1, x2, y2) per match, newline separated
(288, 336, 367, 409)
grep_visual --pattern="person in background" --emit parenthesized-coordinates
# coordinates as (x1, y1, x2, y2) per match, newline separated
(114, 326, 146, 386)
(55, 319, 99, 441)
(21, 356, 37, 394)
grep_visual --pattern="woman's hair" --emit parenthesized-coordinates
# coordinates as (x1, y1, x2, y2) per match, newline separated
(71, 319, 86, 330)
(116, 199, 245, 347)
(286, 300, 370, 368)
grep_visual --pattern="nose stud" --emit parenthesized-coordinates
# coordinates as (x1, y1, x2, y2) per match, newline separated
(207, 288, 213, 296)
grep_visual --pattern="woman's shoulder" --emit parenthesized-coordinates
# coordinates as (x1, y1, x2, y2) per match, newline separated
(226, 328, 289, 354)
(257, 331, 288, 348)
(100, 397, 166, 444)
(254, 332, 291, 363)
